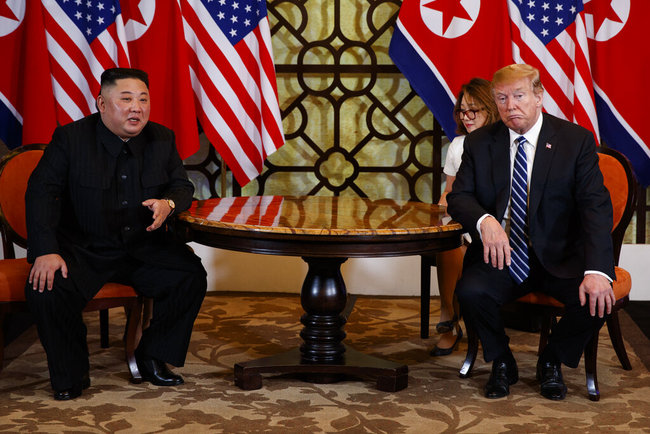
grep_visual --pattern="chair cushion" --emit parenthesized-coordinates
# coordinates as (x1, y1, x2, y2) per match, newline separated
(612, 266, 631, 299)
(598, 153, 627, 230)
(95, 282, 137, 299)
(0, 258, 31, 302)
(517, 291, 563, 307)
(517, 266, 631, 307)
(0, 150, 43, 241)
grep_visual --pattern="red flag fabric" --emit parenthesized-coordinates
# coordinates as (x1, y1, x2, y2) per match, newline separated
(390, 0, 512, 138)
(586, 0, 650, 186)
(41, 0, 130, 126)
(0, 1, 56, 148)
(180, 0, 285, 186)
(122, 0, 199, 159)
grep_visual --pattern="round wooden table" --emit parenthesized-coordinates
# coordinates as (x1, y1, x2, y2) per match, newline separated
(176, 195, 463, 392)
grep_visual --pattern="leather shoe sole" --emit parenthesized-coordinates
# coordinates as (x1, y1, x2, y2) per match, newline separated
(53, 374, 91, 401)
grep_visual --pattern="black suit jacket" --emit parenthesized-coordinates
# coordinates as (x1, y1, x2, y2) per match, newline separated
(447, 113, 615, 281)
(26, 113, 202, 295)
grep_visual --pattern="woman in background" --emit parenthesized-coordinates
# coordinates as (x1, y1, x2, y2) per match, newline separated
(430, 78, 499, 356)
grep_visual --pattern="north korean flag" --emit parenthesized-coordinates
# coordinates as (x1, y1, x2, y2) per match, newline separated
(586, 0, 650, 186)
(389, 0, 512, 139)
(0, 1, 56, 149)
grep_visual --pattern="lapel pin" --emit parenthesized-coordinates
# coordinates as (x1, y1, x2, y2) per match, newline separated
(546, 143, 552, 149)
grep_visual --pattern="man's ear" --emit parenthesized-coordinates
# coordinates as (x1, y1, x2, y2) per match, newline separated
(96, 94, 105, 113)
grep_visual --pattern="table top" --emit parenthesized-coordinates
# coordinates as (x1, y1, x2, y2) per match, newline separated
(177, 196, 463, 258)
(178, 195, 461, 236)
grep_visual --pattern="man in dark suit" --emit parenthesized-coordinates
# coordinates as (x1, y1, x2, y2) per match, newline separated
(25, 68, 207, 400)
(447, 64, 616, 400)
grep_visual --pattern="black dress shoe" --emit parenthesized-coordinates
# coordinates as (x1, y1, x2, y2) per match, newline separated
(136, 352, 184, 386)
(537, 360, 567, 400)
(485, 354, 518, 399)
(53, 373, 91, 401)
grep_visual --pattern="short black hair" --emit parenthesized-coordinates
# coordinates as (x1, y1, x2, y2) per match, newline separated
(100, 68, 149, 90)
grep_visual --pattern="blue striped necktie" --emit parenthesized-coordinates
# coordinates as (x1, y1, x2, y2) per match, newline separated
(510, 136, 530, 284)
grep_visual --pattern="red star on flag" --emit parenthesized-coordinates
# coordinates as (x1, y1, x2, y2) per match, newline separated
(0, 0, 18, 21)
(584, 0, 622, 34)
(122, 0, 147, 26)
(423, 0, 472, 34)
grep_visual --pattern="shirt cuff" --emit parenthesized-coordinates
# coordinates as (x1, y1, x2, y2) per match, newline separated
(476, 214, 492, 241)
(584, 270, 613, 283)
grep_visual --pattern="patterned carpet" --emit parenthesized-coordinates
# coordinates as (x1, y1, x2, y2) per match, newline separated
(1, 294, 650, 433)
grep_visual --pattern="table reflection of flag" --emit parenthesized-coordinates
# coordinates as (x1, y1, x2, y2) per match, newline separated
(180, 0, 285, 186)
(203, 196, 284, 227)
(42, 0, 130, 125)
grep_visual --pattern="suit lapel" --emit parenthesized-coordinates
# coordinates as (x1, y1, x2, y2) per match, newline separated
(492, 125, 511, 220)
(529, 114, 556, 218)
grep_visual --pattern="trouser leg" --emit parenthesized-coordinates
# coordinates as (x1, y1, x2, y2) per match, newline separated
(455, 261, 524, 362)
(538, 275, 607, 368)
(124, 263, 207, 367)
(24, 272, 92, 391)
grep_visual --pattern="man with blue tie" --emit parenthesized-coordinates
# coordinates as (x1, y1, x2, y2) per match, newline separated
(447, 64, 616, 400)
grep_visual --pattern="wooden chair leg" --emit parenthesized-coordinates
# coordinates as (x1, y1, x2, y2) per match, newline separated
(584, 328, 600, 401)
(537, 314, 555, 356)
(99, 309, 109, 348)
(459, 320, 478, 378)
(420, 255, 433, 339)
(606, 311, 632, 370)
(125, 296, 144, 383)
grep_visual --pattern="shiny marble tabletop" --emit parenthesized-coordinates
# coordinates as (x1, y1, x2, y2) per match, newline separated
(178, 195, 462, 236)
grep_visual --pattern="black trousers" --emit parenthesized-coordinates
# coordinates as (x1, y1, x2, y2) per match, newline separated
(25, 258, 207, 391)
(456, 253, 606, 368)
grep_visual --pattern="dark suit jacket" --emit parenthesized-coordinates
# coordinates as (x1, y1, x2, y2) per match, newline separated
(447, 113, 615, 281)
(25, 113, 202, 296)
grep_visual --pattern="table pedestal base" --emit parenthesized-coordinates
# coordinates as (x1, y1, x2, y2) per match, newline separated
(234, 256, 408, 392)
(234, 346, 408, 392)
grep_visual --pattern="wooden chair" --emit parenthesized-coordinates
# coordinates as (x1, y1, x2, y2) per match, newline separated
(0, 144, 143, 381)
(458, 146, 636, 401)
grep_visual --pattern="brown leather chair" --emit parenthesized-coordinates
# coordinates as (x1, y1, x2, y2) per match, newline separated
(0, 144, 143, 381)
(458, 146, 636, 401)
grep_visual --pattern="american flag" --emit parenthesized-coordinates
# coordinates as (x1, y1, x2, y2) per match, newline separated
(41, 0, 130, 125)
(180, 0, 285, 186)
(509, 0, 599, 141)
